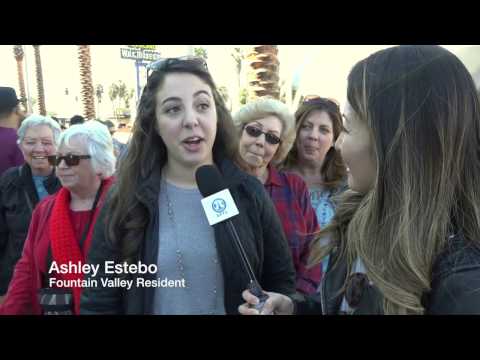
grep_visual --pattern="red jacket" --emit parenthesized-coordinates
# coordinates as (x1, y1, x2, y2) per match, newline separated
(0, 177, 114, 315)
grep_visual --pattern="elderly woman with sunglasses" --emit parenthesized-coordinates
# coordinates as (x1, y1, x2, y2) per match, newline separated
(233, 98, 321, 295)
(0, 115, 62, 304)
(0, 121, 115, 314)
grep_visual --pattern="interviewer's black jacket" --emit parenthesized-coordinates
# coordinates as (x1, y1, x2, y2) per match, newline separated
(0, 164, 60, 294)
(80, 158, 296, 314)
(293, 232, 480, 314)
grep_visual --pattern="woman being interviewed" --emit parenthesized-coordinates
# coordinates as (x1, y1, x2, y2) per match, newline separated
(0, 121, 116, 314)
(80, 57, 295, 315)
(240, 45, 480, 315)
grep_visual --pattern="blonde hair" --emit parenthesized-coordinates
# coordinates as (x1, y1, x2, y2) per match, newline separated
(233, 98, 295, 165)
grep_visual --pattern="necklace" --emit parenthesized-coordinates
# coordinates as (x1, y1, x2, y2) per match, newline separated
(162, 177, 220, 315)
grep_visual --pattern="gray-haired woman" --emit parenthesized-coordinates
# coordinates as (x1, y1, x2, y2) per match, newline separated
(0, 120, 116, 314)
(0, 115, 62, 301)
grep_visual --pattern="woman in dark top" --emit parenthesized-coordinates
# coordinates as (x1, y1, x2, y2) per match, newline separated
(0, 115, 62, 300)
(80, 57, 295, 315)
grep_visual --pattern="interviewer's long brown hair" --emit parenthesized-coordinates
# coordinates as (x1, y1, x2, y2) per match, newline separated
(309, 45, 480, 314)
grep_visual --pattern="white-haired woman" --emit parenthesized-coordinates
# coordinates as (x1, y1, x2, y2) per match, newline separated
(0, 115, 62, 302)
(0, 120, 116, 314)
(233, 98, 321, 295)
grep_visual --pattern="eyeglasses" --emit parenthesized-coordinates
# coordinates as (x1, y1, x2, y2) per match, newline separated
(244, 125, 282, 145)
(47, 154, 91, 167)
(146, 56, 209, 78)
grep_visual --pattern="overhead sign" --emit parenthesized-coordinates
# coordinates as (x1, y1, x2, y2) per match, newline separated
(120, 46, 161, 62)
(127, 45, 157, 50)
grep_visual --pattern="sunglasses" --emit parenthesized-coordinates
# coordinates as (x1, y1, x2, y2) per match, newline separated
(244, 125, 282, 145)
(146, 56, 209, 78)
(47, 154, 91, 167)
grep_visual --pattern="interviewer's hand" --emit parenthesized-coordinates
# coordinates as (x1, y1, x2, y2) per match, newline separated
(238, 289, 294, 315)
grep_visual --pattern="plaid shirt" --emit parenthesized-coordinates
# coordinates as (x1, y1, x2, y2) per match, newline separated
(264, 166, 322, 295)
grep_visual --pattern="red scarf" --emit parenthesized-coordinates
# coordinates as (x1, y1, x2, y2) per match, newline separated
(49, 177, 113, 314)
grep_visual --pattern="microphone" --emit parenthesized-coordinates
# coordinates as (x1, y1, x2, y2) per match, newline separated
(195, 165, 269, 312)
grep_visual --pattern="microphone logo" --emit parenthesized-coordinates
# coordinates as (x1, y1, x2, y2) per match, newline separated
(200, 189, 239, 226)
(212, 198, 227, 214)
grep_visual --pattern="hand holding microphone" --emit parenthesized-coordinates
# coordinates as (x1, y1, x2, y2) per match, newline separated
(195, 165, 271, 314)
(247, 281, 269, 313)
(239, 288, 295, 315)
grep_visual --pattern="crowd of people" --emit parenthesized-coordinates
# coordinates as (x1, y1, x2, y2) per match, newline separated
(0, 45, 479, 315)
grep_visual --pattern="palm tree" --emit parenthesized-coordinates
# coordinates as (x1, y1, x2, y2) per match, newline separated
(123, 88, 134, 110)
(33, 45, 46, 115)
(78, 45, 96, 120)
(231, 47, 245, 112)
(13, 45, 27, 112)
(95, 84, 104, 117)
(194, 47, 208, 60)
(231, 47, 244, 88)
(109, 83, 119, 121)
(245, 45, 280, 100)
(218, 86, 231, 111)
(117, 81, 127, 107)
